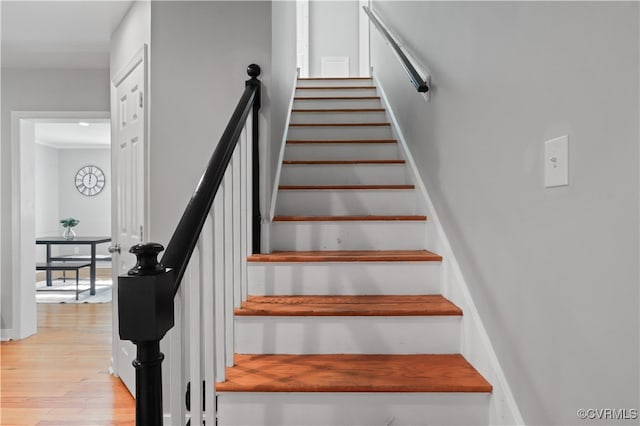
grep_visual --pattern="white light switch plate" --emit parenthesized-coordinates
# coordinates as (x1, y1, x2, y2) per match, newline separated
(545, 135, 569, 188)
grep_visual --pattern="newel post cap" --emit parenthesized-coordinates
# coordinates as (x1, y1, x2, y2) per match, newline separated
(247, 64, 261, 79)
(128, 242, 165, 276)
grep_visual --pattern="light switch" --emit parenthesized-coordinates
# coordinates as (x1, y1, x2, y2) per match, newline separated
(544, 135, 569, 188)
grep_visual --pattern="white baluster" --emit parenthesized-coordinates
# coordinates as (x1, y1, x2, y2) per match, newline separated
(201, 214, 216, 425)
(169, 291, 186, 424)
(187, 248, 202, 424)
(213, 184, 226, 381)
(223, 170, 235, 368)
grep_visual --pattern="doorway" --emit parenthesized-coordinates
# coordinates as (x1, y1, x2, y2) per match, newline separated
(10, 111, 110, 339)
(33, 118, 112, 304)
(297, 0, 371, 78)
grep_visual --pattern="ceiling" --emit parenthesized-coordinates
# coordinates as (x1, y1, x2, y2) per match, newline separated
(1, 1, 133, 68)
(35, 119, 111, 149)
(2, 2, 130, 146)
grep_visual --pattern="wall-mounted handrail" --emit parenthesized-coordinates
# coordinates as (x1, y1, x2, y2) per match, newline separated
(117, 64, 261, 425)
(363, 6, 429, 93)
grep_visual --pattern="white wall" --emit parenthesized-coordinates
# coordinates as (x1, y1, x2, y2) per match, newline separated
(370, 2, 639, 425)
(0, 68, 109, 333)
(34, 143, 60, 262)
(309, 0, 359, 77)
(34, 144, 60, 238)
(57, 148, 111, 256)
(34, 146, 111, 261)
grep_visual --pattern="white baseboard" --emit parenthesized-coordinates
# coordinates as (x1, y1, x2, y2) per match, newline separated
(268, 68, 300, 222)
(1, 328, 16, 341)
(374, 74, 525, 426)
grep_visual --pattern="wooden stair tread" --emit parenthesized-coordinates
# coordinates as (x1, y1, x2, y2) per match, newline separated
(273, 215, 426, 222)
(294, 96, 381, 100)
(236, 295, 462, 316)
(247, 250, 442, 262)
(292, 108, 385, 113)
(283, 160, 405, 165)
(297, 86, 376, 90)
(290, 122, 390, 127)
(279, 185, 414, 190)
(287, 139, 396, 144)
(216, 354, 492, 393)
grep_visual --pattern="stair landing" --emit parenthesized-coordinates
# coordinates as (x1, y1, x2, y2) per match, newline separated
(217, 354, 492, 393)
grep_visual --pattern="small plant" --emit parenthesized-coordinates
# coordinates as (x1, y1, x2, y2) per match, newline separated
(60, 217, 80, 228)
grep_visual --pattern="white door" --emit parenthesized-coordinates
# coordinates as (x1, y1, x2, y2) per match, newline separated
(111, 46, 147, 397)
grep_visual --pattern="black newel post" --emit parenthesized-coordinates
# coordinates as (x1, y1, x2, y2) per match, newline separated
(119, 243, 175, 426)
(246, 64, 262, 254)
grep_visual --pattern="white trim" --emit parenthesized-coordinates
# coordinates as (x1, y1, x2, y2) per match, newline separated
(374, 75, 525, 425)
(1, 328, 16, 342)
(358, 0, 371, 77)
(296, 0, 309, 78)
(268, 69, 300, 223)
(9, 110, 110, 341)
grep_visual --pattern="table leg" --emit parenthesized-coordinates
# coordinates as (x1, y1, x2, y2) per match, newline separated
(46, 244, 52, 286)
(90, 244, 96, 295)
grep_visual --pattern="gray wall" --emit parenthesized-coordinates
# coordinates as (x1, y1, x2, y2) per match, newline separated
(0, 68, 109, 330)
(57, 148, 111, 253)
(370, 2, 639, 425)
(110, 1, 150, 78)
(270, 0, 297, 208)
(34, 146, 111, 261)
(148, 0, 272, 247)
(309, 0, 359, 77)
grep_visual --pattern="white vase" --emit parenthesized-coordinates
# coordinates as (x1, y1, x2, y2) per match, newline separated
(63, 227, 76, 240)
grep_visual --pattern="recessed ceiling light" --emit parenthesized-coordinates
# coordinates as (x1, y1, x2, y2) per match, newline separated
(78, 122, 90, 127)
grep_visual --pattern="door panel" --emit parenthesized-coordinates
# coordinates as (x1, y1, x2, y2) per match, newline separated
(111, 48, 147, 397)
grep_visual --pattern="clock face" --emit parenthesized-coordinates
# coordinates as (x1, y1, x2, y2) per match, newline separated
(75, 165, 105, 196)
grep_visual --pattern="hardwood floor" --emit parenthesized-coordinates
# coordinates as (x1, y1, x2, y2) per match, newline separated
(0, 303, 135, 425)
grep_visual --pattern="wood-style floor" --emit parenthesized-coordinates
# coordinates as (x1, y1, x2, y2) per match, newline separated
(0, 303, 135, 425)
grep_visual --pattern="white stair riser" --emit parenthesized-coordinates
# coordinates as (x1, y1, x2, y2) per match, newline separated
(293, 98, 382, 109)
(290, 111, 387, 124)
(280, 163, 407, 185)
(276, 189, 418, 216)
(247, 262, 441, 295)
(295, 88, 378, 97)
(271, 221, 425, 251)
(284, 143, 399, 161)
(236, 316, 461, 354)
(288, 125, 392, 140)
(296, 79, 374, 87)
(217, 393, 490, 426)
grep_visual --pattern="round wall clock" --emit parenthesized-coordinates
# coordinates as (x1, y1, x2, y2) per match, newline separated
(75, 165, 105, 196)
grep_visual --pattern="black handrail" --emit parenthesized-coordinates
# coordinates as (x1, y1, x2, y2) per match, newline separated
(117, 64, 262, 425)
(161, 63, 261, 297)
(363, 6, 429, 93)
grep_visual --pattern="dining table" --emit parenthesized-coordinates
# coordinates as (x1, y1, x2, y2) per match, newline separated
(36, 236, 112, 295)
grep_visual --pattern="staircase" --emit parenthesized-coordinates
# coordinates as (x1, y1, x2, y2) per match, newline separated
(215, 77, 493, 425)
